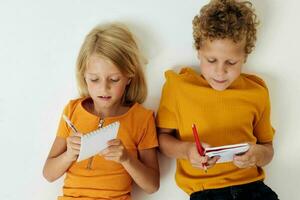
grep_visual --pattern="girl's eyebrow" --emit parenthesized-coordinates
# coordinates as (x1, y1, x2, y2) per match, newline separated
(86, 72, 122, 76)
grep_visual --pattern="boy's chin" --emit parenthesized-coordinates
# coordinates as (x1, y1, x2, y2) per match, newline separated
(209, 83, 230, 91)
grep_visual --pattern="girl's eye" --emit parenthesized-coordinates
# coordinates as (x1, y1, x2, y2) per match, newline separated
(90, 79, 99, 82)
(110, 78, 120, 82)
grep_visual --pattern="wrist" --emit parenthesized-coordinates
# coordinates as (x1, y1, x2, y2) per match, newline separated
(121, 153, 132, 166)
(183, 141, 193, 160)
(63, 151, 77, 163)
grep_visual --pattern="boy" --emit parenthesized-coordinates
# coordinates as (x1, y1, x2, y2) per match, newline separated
(156, 0, 279, 199)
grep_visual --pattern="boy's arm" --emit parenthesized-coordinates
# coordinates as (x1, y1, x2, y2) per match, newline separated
(233, 141, 274, 168)
(158, 128, 191, 159)
(158, 128, 219, 169)
(255, 142, 274, 167)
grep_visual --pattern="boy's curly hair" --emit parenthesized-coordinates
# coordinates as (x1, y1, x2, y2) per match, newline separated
(193, 0, 259, 54)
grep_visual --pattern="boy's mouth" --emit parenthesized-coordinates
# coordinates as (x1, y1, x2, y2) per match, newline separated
(213, 79, 227, 84)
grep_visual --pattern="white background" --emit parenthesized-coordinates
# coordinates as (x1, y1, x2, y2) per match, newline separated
(0, 0, 299, 199)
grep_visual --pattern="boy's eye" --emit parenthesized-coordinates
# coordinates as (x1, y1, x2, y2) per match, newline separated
(227, 61, 237, 65)
(207, 59, 216, 63)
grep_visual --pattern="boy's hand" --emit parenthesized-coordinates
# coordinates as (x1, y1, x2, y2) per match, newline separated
(65, 132, 82, 162)
(186, 142, 219, 170)
(233, 143, 260, 168)
(99, 139, 129, 164)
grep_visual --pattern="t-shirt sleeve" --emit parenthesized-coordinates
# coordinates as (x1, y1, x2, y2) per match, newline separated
(253, 89, 275, 143)
(156, 71, 178, 129)
(137, 112, 158, 150)
(56, 101, 75, 138)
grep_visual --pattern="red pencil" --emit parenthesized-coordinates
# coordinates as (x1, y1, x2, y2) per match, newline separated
(192, 124, 207, 172)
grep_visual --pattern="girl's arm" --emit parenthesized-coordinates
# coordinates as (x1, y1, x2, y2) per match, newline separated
(122, 148, 159, 194)
(43, 134, 81, 182)
(100, 139, 159, 194)
(233, 141, 274, 168)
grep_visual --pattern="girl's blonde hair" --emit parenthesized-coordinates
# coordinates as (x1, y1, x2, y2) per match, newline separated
(76, 23, 147, 104)
(193, 0, 259, 54)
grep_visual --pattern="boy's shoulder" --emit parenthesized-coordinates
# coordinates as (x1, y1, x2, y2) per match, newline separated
(164, 67, 197, 83)
(241, 73, 269, 91)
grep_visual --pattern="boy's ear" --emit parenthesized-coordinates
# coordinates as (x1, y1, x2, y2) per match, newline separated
(197, 50, 202, 60)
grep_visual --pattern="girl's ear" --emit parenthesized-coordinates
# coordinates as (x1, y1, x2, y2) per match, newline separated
(127, 78, 131, 85)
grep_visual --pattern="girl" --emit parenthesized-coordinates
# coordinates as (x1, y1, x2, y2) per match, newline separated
(43, 23, 159, 200)
(156, 0, 278, 199)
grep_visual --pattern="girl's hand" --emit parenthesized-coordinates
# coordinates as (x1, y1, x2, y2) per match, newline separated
(99, 139, 129, 164)
(65, 132, 81, 161)
(186, 142, 219, 170)
(233, 143, 261, 168)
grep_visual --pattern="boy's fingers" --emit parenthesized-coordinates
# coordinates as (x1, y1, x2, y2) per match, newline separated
(234, 154, 249, 162)
(201, 142, 210, 148)
(207, 156, 220, 165)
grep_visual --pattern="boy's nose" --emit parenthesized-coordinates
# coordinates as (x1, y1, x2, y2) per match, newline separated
(215, 64, 227, 76)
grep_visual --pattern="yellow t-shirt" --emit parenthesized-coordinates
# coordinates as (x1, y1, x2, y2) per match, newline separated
(56, 97, 158, 200)
(156, 68, 275, 195)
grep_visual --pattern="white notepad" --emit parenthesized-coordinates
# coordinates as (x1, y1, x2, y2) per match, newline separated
(205, 143, 250, 163)
(77, 121, 120, 162)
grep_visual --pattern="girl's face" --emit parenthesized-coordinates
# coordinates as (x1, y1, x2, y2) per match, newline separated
(198, 39, 246, 91)
(84, 54, 130, 113)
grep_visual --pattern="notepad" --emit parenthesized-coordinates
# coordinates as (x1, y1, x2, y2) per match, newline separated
(205, 143, 250, 163)
(77, 121, 120, 162)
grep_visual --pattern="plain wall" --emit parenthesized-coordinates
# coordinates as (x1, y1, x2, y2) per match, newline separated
(0, 0, 299, 199)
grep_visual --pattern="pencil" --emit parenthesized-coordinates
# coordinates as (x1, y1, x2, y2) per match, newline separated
(192, 124, 207, 173)
(63, 114, 78, 133)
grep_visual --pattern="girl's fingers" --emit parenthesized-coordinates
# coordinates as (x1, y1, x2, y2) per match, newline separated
(70, 136, 81, 144)
(69, 143, 81, 151)
(72, 149, 80, 155)
(107, 139, 121, 146)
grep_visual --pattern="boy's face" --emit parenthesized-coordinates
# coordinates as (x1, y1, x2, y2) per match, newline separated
(198, 39, 246, 91)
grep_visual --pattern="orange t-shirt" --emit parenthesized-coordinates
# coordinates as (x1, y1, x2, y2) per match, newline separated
(56, 97, 158, 200)
(156, 68, 275, 195)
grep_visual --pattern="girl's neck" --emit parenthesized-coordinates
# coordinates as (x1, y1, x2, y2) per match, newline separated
(84, 98, 130, 118)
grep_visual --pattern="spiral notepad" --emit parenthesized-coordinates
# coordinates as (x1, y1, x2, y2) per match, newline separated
(205, 143, 250, 163)
(77, 121, 120, 162)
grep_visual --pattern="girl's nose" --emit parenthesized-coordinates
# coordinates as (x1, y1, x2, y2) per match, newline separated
(99, 80, 110, 91)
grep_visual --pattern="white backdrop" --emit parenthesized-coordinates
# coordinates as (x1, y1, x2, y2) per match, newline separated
(0, 0, 299, 199)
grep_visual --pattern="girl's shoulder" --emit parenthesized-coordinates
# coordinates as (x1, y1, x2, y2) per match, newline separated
(63, 97, 86, 116)
(129, 103, 154, 118)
